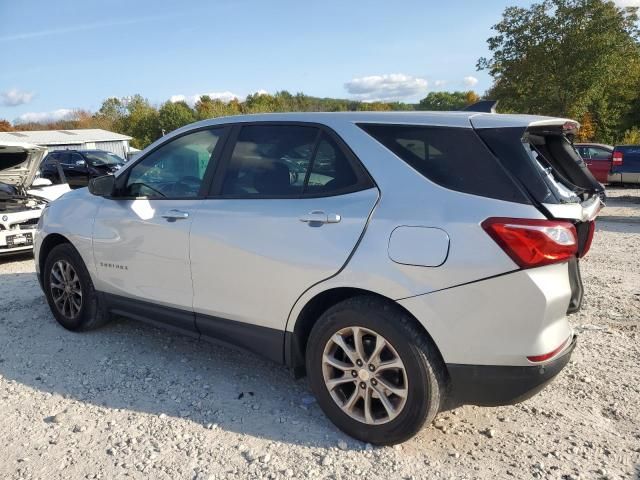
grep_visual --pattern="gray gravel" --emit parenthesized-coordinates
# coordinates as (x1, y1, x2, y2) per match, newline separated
(0, 187, 639, 479)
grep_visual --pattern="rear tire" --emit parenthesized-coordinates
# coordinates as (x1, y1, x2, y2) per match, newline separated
(43, 243, 108, 331)
(306, 296, 446, 445)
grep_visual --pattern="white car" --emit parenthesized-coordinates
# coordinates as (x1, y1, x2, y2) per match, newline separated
(0, 141, 70, 255)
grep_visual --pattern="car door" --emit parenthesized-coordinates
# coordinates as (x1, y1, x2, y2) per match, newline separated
(190, 123, 379, 361)
(92, 127, 227, 334)
(584, 147, 612, 183)
(57, 152, 82, 187)
(69, 152, 90, 186)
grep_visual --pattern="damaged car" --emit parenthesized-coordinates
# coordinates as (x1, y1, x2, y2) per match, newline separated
(0, 141, 70, 255)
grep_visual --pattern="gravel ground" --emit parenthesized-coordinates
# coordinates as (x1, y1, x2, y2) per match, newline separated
(0, 187, 639, 480)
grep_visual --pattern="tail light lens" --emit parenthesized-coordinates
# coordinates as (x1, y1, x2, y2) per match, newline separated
(482, 217, 578, 268)
(612, 151, 623, 166)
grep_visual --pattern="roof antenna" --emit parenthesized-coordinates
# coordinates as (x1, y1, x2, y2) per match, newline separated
(462, 100, 498, 114)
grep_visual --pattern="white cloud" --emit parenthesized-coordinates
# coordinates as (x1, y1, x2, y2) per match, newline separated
(1, 88, 35, 106)
(463, 76, 479, 88)
(170, 91, 240, 106)
(15, 109, 74, 124)
(433, 80, 447, 89)
(615, 0, 640, 7)
(345, 74, 428, 102)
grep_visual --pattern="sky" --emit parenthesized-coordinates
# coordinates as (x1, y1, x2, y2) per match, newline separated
(1, 0, 638, 124)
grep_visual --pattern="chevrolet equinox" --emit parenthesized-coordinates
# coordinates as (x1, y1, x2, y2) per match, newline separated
(35, 112, 602, 444)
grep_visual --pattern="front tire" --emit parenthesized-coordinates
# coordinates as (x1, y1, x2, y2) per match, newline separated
(43, 243, 108, 331)
(306, 296, 446, 445)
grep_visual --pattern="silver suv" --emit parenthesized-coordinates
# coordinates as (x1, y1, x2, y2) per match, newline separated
(34, 112, 602, 444)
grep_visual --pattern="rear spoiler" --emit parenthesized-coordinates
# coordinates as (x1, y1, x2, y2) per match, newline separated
(463, 100, 498, 114)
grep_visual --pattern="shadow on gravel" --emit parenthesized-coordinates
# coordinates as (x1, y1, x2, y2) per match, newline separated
(0, 271, 341, 447)
(0, 252, 33, 265)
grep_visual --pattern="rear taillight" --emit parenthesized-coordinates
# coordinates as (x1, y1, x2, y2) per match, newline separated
(482, 217, 578, 268)
(612, 150, 623, 166)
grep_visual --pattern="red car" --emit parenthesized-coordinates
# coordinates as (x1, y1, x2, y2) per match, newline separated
(574, 143, 613, 184)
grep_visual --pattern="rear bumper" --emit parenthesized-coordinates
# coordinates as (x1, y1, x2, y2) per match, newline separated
(445, 335, 576, 408)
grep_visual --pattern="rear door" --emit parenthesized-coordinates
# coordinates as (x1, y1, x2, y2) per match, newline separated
(190, 123, 378, 361)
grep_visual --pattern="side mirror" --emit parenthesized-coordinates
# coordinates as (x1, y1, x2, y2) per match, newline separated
(88, 175, 116, 197)
(76, 160, 86, 166)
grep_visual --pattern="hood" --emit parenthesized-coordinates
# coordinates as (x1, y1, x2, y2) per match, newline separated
(0, 141, 47, 188)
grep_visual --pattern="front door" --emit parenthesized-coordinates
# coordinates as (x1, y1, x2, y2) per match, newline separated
(92, 127, 226, 333)
(190, 124, 379, 360)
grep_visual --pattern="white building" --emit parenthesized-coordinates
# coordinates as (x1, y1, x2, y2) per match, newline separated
(0, 129, 133, 158)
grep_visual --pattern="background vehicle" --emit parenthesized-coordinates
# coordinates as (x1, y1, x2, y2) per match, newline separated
(609, 145, 640, 184)
(40, 150, 125, 188)
(0, 141, 70, 255)
(574, 143, 613, 183)
(35, 112, 601, 444)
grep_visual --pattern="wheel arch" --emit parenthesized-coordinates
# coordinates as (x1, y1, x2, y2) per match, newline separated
(285, 287, 447, 379)
(38, 233, 72, 276)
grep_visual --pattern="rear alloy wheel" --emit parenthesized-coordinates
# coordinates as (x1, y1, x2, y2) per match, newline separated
(306, 296, 446, 445)
(43, 243, 108, 331)
(322, 326, 408, 425)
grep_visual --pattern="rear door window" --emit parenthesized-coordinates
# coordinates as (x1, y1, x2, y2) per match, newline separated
(219, 125, 371, 198)
(358, 124, 528, 203)
(221, 125, 318, 196)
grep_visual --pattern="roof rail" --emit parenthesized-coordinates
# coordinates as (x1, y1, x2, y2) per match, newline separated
(462, 100, 498, 114)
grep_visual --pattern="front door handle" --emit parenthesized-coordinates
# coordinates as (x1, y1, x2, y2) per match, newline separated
(299, 211, 341, 224)
(161, 209, 190, 221)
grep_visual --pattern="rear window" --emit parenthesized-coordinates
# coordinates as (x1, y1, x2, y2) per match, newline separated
(358, 124, 529, 203)
(477, 127, 603, 205)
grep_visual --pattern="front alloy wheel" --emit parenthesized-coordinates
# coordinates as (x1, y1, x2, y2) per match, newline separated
(43, 243, 108, 331)
(49, 259, 83, 319)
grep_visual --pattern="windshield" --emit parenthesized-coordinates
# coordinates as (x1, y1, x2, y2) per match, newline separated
(84, 152, 124, 166)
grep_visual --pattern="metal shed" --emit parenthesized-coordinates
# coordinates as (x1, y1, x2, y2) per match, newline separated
(0, 129, 133, 158)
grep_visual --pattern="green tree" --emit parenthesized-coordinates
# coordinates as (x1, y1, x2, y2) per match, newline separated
(158, 100, 195, 133)
(417, 91, 478, 111)
(119, 95, 161, 148)
(478, 0, 640, 142)
(194, 95, 234, 120)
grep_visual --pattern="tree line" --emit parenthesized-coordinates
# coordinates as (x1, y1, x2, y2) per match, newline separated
(0, 91, 479, 149)
(2, 0, 639, 147)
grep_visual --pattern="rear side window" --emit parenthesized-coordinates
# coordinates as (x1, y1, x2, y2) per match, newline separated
(305, 134, 360, 195)
(359, 124, 528, 203)
(222, 125, 318, 196)
(220, 125, 370, 197)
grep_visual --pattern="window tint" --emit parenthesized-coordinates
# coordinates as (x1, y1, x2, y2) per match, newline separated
(221, 125, 318, 196)
(305, 134, 359, 194)
(125, 128, 223, 198)
(359, 124, 529, 203)
(70, 152, 85, 165)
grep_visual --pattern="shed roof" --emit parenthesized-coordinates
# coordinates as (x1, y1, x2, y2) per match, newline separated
(0, 129, 132, 145)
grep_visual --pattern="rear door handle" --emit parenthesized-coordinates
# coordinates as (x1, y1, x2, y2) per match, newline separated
(161, 209, 190, 221)
(299, 211, 341, 224)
